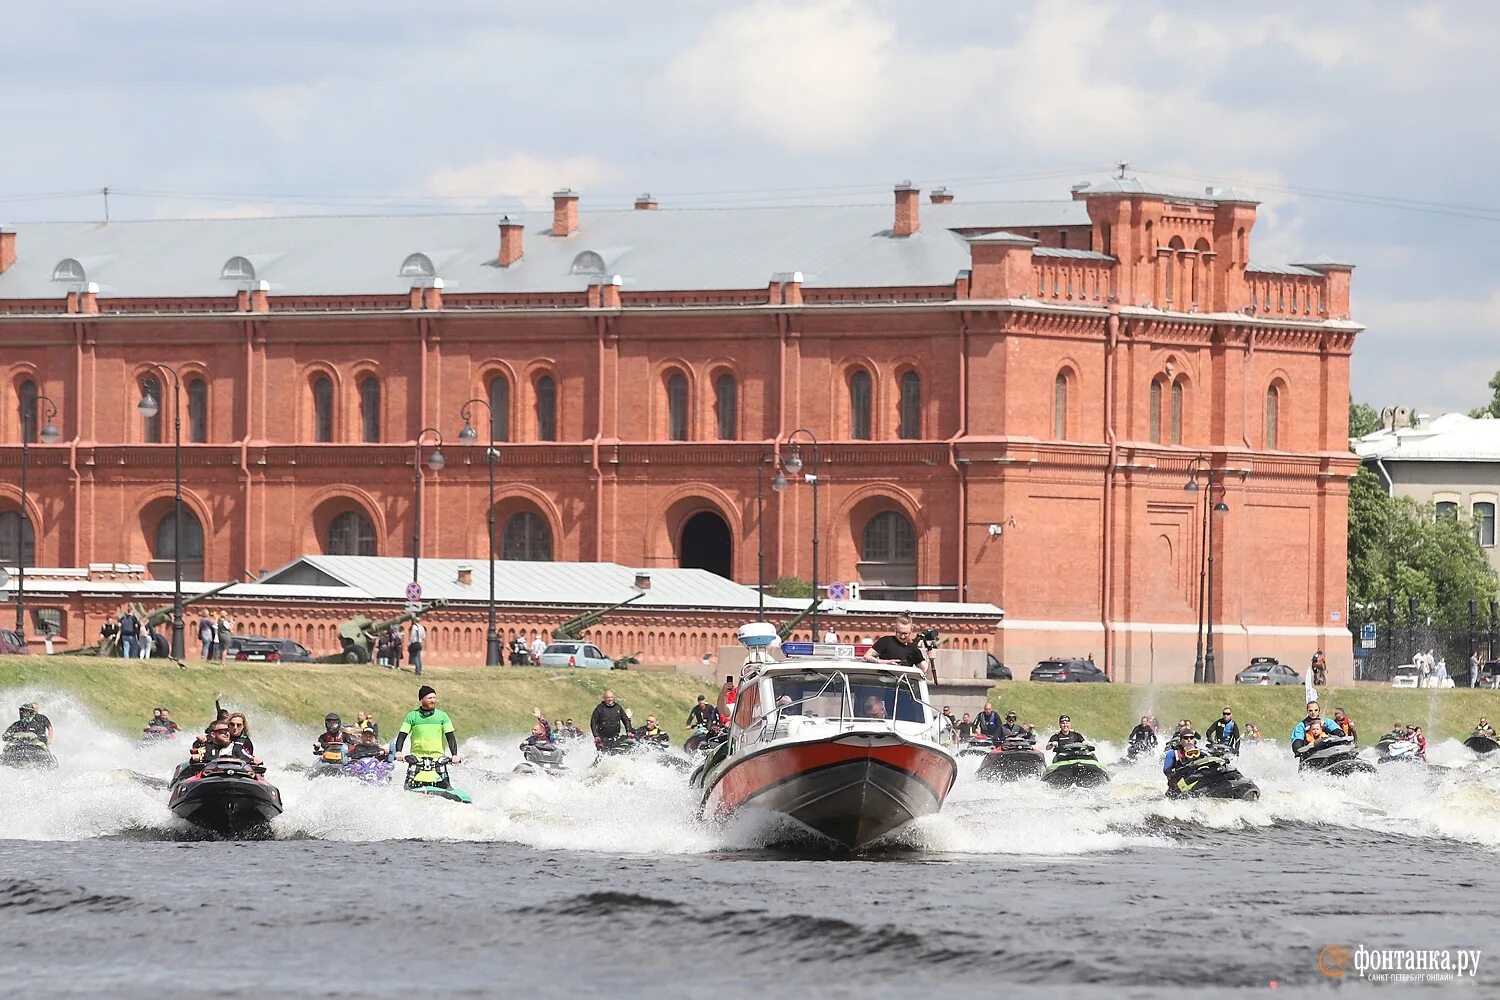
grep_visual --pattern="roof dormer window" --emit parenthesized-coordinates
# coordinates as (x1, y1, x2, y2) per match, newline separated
(569, 250, 606, 276)
(51, 258, 86, 283)
(220, 256, 256, 281)
(400, 252, 435, 279)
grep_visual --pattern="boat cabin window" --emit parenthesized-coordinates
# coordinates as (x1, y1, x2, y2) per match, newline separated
(768, 671, 926, 723)
(733, 683, 761, 729)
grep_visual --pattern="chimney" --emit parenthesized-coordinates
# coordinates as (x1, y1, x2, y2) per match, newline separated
(250, 279, 270, 313)
(498, 216, 524, 266)
(456, 565, 473, 587)
(0, 228, 15, 273)
(893, 181, 919, 237)
(634, 570, 652, 590)
(634, 193, 658, 211)
(929, 187, 954, 204)
(423, 277, 444, 310)
(552, 189, 579, 236)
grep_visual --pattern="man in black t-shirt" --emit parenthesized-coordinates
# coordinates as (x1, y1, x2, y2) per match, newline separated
(686, 695, 718, 729)
(862, 616, 931, 678)
(1045, 715, 1086, 751)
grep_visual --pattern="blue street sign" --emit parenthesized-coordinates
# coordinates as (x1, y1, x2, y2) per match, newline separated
(1360, 622, 1377, 642)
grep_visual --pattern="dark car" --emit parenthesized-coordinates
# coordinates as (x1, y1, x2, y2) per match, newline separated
(1234, 658, 1300, 685)
(986, 654, 1012, 681)
(1029, 658, 1109, 683)
(0, 628, 26, 654)
(229, 636, 313, 663)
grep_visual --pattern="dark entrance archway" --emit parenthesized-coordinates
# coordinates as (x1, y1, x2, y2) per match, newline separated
(680, 510, 732, 578)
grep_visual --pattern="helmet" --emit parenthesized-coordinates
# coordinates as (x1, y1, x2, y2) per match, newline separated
(325, 713, 341, 725)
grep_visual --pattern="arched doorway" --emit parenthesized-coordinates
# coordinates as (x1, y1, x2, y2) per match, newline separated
(680, 510, 732, 578)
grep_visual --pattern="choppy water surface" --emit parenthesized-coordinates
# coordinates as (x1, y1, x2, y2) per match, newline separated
(2, 690, 1496, 997)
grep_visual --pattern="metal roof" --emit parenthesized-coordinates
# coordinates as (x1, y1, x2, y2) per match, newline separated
(1031, 246, 1115, 261)
(1246, 263, 1323, 277)
(1354, 412, 1500, 463)
(1071, 178, 1260, 205)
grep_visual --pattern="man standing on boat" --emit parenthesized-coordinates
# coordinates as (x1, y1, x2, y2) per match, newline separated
(862, 615, 931, 679)
(591, 689, 632, 742)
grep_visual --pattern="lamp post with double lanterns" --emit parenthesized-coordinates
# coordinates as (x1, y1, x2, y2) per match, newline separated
(772, 429, 821, 639)
(15, 392, 61, 644)
(457, 399, 501, 667)
(137, 365, 187, 660)
(1184, 457, 1229, 684)
(411, 427, 445, 594)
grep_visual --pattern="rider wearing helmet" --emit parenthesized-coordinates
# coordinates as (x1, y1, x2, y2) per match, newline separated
(313, 713, 354, 753)
(1162, 730, 1205, 775)
(4, 703, 51, 744)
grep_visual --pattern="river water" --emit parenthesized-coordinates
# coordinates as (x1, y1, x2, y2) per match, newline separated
(2, 691, 1496, 997)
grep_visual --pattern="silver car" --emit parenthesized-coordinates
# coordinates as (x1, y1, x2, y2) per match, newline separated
(1234, 659, 1301, 685)
(538, 641, 614, 670)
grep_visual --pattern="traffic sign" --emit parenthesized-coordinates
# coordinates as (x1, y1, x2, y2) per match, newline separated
(1360, 622, 1377, 642)
(405, 581, 423, 602)
(1361, 639, 1376, 649)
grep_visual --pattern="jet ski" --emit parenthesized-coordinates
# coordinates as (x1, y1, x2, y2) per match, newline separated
(1375, 734, 1425, 765)
(168, 757, 283, 837)
(1125, 731, 1159, 761)
(1296, 734, 1376, 776)
(308, 745, 349, 778)
(342, 754, 394, 784)
(512, 743, 567, 776)
(403, 755, 471, 803)
(1042, 742, 1110, 788)
(139, 724, 179, 746)
(976, 736, 1045, 781)
(1165, 753, 1260, 800)
(684, 722, 728, 756)
(958, 734, 997, 758)
(1464, 731, 1500, 756)
(1, 731, 57, 769)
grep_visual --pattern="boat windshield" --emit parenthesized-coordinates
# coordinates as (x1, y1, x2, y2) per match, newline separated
(769, 670, 926, 724)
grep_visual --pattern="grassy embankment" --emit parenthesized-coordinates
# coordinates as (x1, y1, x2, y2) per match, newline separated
(3, 656, 1500, 742)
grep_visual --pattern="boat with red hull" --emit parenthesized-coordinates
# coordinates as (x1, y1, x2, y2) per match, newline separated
(693, 625, 957, 851)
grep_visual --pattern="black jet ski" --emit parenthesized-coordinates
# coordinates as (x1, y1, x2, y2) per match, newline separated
(1296, 734, 1376, 776)
(958, 734, 997, 758)
(513, 743, 567, 776)
(168, 757, 283, 836)
(1125, 731, 1159, 761)
(1375, 734, 1425, 765)
(1042, 742, 1110, 788)
(1165, 752, 1260, 800)
(1, 731, 57, 769)
(1464, 731, 1500, 756)
(976, 736, 1046, 781)
(684, 722, 728, 757)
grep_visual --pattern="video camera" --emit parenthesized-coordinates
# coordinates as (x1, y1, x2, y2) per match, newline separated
(916, 628, 940, 647)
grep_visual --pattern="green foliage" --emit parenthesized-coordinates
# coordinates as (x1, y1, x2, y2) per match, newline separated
(1470, 370, 1500, 418)
(1348, 401, 1381, 439)
(773, 575, 813, 598)
(1347, 467, 1497, 627)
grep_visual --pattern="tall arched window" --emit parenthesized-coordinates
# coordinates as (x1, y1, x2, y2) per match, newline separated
(18, 380, 37, 443)
(141, 376, 162, 443)
(666, 371, 688, 441)
(1436, 501, 1459, 521)
(152, 509, 205, 581)
(501, 511, 553, 560)
(359, 376, 381, 444)
(326, 511, 377, 556)
(0, 511, 34, 567)
(1053, 372, 1069, 440)
(1265, 383, 1281, 449)
(1476, 502, 1496, 548)
(1148, 379, 1162, 444)
(714, 373, 737, 440)
(187, 378, 208, 444)
(859, 510, 916, 601)
(488, 375, 511, 442)
(1170, 379, 1184, 445)
(849, 369, 872, 440)
(312, 376, 334, 443)
(535, 375, 557, 441)
(898, 370, 921, 439)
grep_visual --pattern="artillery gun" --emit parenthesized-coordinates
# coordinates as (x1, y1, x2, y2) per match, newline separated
(61, 580, 239, 657)
(776, 597, 823, 642)
(550, 592, 645, 642)
(317, 600, 449, 664)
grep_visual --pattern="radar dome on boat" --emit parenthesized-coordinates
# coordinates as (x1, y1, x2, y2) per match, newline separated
(736, 622, 779, 648)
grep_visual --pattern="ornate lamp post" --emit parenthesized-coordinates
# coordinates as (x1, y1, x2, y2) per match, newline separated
(457, 399, 501, 666)
(15, 392, 61, 644)
(1184, 457, 1228, 684)
(772, 429, 821, 639)
(137, 365, 186, 659)
(411, 427, 445, 590)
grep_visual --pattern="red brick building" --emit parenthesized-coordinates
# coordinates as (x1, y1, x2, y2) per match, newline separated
(0, 177, 1361, 681)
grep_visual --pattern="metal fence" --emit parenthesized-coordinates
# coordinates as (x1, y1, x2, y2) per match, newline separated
(1350, 599, 1500, 684)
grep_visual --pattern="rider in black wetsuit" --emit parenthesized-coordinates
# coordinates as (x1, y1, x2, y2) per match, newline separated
(590, 690, 630, 742)
(998, 711, 1025, 740)
(1045, 715, 1086, 751)
(4, 704, 50, 744)
(686, 695, 718, 729)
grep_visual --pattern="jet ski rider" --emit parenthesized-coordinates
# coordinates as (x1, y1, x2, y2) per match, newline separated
(190, 720, 261, 767)
(1045, 715, 1085, 751)
(1290, 700, 1341, 757)
(590, 689, 631, 743)
(313, 713, 354, 756)
(1205, 708, 1241, 752)
(1128, 716, 1159, 753)
(349, 727, 390, 760)
(686, 695, 718, 730)
(998, 711, 1025, 740)
(520, 721, 555, 750)
(5, 703, 51, 744)
(975, 703, 1001, 738)
(392, 685, 462, 774)
(1162, 729, 1204, 777)
(1474, 718, 1497, 740)
(1294, 721, 1329, 758)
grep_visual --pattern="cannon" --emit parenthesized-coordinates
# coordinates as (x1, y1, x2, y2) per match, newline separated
(550, 592, 644, 642)
(62, 580, 240, 657)
(317, 600, 449, 664)
(776, 597, 823, 642)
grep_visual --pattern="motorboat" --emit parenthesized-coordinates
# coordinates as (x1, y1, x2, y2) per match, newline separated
(975, 736, 1045, 781)
(168, 757, 282, 836)
(692, 624, 957, 851)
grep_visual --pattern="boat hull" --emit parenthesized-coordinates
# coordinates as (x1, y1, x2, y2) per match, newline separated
(702, 733, 956, 851)
(976, 749, 1045, 782)
(168, 773, 283, 836)
(1465, 735, 1499, 756)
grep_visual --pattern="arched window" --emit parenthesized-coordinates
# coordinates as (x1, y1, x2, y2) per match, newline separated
(501, 511, 553, 561)
(152, 509, 205, 581)
(18, 380, 38, 444)
(1148, 379, 1162, 444)
(326, 511, 377, 556)
(666, 371, 688, 441)
(1476, 502, 1497, 548)
(1265, 383, 1281, 449)
(1053, 372, 1069, 440)
(714, 373, 737, 440)
(859, 510, 916, 601)
(898, 371, 921, 439)
(1436, 501, 1459, 522)
(141, 376, 162, 443)
(0, 511, 34, 567)
(187, 378, 208, 444)
(488, 375, 511, 442)
(849, 369, 872, 440)
(359, 376, 381, 444)
(1170, 379, 1184, 445)
(535, 375, 557, 441)
(312, 376, 334, 443)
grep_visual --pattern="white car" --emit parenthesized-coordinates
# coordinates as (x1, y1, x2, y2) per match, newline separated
(538, 641, 614, 669)
(1390, 664, 1419, 688)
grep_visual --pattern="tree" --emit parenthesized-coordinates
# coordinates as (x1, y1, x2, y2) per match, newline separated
(1349, 401, 1381, 439)
(1470, 370, 1500, 418)
(773, 576, 813, 598)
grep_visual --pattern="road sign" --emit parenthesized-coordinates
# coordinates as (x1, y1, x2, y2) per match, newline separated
(1361, 639, 1377, 649)
(405, 581, 423, 602)
(1360, 623, 1377, 643)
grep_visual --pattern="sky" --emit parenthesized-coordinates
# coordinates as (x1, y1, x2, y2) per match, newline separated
(1, 0, 1495, 414)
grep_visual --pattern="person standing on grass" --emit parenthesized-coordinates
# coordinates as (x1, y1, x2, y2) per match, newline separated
(408, 618, 427, 676)
(216, 611, 233, 664)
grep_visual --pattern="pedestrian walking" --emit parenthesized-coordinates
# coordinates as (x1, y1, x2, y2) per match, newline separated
(117, 608, 139, 659)
(530, 630, 547, 665)
(216, 611, 233, 664)
(1471, 652, 1482, 688)
(408, 619, 426, 676)
(198, 616, 215, 660)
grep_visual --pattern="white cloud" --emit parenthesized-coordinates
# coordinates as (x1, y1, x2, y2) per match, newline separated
(422, 154, 615, 210)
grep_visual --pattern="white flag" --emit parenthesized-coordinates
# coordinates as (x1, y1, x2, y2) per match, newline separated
(1305, 669, 1318, 707)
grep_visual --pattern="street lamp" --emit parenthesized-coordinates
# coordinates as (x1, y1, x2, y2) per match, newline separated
(15, 392, 60, 645)
(754, 452, 778, 617)
(773, 429, 821, 638)
(457, 399, 501, 666)
(138, 365, 186, 659)
(411, 426, 445, 593)
(1183, 457, 1229, 684)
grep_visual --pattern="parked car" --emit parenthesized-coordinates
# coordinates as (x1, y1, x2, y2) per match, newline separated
(1480, 661, 1500, 689)
(0, 628, 26, 654)
(1234, 659, 1300, 685)
(986, 654, 1012, 681)
(538, 641, 615, 670)
(229, 636, 314, 663)
(1029, 658, 1109, 683)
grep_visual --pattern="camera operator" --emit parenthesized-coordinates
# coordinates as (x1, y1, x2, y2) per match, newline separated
(862, 615, 934, 680)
